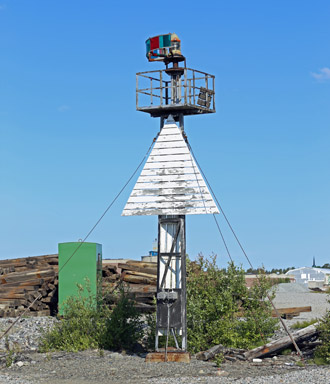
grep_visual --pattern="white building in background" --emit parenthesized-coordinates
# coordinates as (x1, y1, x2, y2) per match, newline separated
(285, 267, 330, 286)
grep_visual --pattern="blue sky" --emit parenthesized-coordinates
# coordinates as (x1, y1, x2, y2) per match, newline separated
(0, 1, 329, 269)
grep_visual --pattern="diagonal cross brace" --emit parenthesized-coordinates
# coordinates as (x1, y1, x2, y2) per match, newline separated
(160, 221, 182, 289)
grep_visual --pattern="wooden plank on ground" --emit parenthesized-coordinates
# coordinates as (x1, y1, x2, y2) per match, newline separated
(146, 352, 190, 363)
(271, 306, 312, 318)
(243, 323, 319, 360)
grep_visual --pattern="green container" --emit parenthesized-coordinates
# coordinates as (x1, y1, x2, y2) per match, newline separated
(58, 242, 102, 315)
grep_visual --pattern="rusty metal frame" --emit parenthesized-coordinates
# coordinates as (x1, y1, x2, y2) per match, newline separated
(136, 67, 215, 117)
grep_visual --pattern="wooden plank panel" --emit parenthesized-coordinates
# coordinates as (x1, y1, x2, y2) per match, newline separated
(122, 119, 219, 216)
(123, 207, 219, 216)
(158, 127, 182, 135)
(133, 180, 208, 189)
(157, 134, 184, 143)
(140, 167, 198, 176)
(127, 195, 215, 203)
(153, 141, 186, 149)
(136, 173, 204, 183)
(148, 154, 192, 162)
(150, 147, 191, 156)
(130, 187, 210, 196)
(124, 200, 217, 210)
(143, 161, 194, 169)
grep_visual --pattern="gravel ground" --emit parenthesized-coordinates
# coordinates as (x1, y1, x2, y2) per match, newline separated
(0, 351, 329, 384)
(273, 283, 330, 318)
(0, 317, 57, 352)
(0, 284, 329, 384)
(148, 367, 330, 384)
(272, 283, 330, 333)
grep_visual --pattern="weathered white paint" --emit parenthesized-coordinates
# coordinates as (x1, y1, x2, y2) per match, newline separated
(125, 200, 217, 210)
(148, 154, 192, 162)
(136, 173, 205, 183)
(153, 141, 186, 149)
(155, 127, 180, 135)
(140, 167, 197, 176)
(159, 221, 181, 289)
(150, 147, 190, 156)
(124, 207, 217, 215)
(122, 120, 219, 216)
(157, 134, 183, 142)
(134, 180, 208, 189)
(127, 195, 215, 203)
(143, 161, 191, 169)
(131, 187, 210, 196)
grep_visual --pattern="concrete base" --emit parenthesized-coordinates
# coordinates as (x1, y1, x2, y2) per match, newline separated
(145, 351, 190, 363)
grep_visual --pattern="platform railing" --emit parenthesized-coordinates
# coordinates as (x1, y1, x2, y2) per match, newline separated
(136, 68, 215, 113)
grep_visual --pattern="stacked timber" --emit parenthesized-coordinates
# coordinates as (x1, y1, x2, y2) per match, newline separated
(0, 255, 58, 317)
(102, 260, 157, 312)
(0, 255, 157, 317)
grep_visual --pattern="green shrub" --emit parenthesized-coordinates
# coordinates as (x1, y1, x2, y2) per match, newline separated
(101, 285, 143, 351)
(145, 310, 156, 351)
(291, 319, 318, 330)
(268, 277, 291, 286)
(314, 299, 330, 364)
(40, 283, 109, 352)
(5, 350, 15, 368)
(40, 282, 142, 353)
(186, 254, 277, 353)
(281, 348, 292, 355)
(214, 352, 224, 367)
(41, 256, 278, 355)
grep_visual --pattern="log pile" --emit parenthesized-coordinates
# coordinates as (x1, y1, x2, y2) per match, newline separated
(196, 323, 321, 362)
(243, 322, 320, 360)
(0, 255, 58, 317)
(196, 344, 247, 362)
(102, 260, 157, 312)
(0, 256, 157, 318)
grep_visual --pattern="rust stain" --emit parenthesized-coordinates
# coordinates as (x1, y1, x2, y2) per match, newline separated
(145, 352, 190, 363)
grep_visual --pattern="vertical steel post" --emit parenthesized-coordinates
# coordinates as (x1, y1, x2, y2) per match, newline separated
(184, 68, 187, 105)
(165, 81, 169, 105)
(181, 217, 187, 350)
(136, 74, 139, 109)
(160, 71, 163, 106)
(193, 70, 195, 105)
(213, 75, 215, 111)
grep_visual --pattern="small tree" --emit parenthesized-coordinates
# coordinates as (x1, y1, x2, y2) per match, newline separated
(186, 254, 277, 353)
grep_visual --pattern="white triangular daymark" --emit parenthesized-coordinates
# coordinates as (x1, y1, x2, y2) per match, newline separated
(122, 120, 219, 216)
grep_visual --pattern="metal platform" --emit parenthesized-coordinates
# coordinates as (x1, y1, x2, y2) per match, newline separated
(136, 67, 215, 118)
